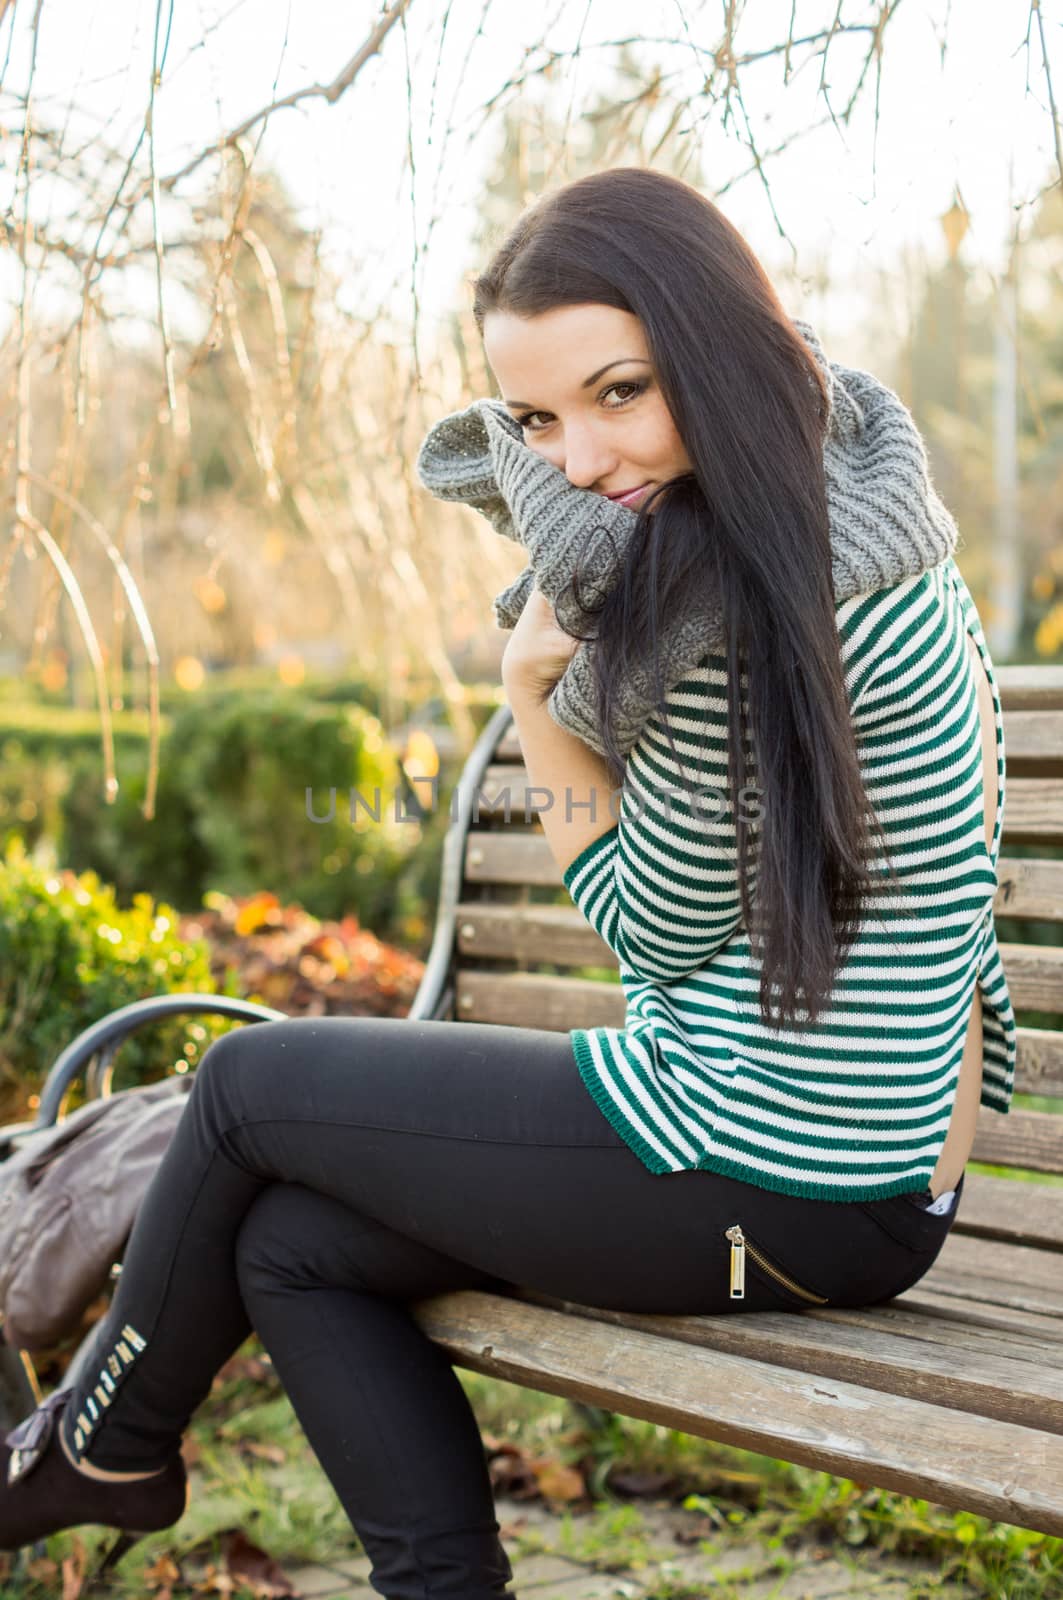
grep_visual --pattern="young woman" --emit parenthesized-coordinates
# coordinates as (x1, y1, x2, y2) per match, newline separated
(0, 167, 1013, 1600)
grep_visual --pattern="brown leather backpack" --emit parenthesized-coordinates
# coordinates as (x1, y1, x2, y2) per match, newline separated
(0, 1076, 191, 1350)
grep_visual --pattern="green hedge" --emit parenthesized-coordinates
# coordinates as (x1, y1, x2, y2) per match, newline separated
(0, 690, 425, 931)
(0, 836, 243, 1104)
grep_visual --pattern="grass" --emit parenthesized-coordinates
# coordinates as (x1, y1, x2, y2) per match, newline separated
(3, 1341, 1056, 1599)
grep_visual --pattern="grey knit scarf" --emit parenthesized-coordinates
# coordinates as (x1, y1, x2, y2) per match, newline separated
(415, 320, 961, 758)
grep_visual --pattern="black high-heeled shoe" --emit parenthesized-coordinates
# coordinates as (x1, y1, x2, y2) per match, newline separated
(0, 1388, 188, 1575)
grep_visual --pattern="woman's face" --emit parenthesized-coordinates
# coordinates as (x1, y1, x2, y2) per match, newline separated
(482, 303, 693, 512)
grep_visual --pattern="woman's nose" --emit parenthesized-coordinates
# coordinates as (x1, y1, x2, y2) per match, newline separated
(558, 433, 616, 493)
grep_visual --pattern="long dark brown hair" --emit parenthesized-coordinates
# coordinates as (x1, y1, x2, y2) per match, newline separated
(472, 166, 903, 1033)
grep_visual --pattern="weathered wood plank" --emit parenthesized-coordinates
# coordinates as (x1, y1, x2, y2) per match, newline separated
(465, 830, 564, 887)
(890, 1282, 1063, 1339)
(996, 1025, 1063, 1101)
(410, 1288, 1063, 1535)
(995, 857, 1063, 922)
(996, 666, 1063, 711)
(952, 1171, 1063, 1250)
(810, 1299, 1063, 1356)
(447, 676, 1063, 1531)
(454, 971, 1063, 1112)
(982, 779, 1063, 844)
(503, 1286, 1063, 1434)
(497, 665, 1063, 725)
(997, 710, 1063, 763)
(466, 829, 1063, 927)
(997, 942, 1063, 1011)
(455, 969, 625, 1028)
(456, 901, 1063, 1029)
(969, 1108, 1063, 1178)
(478, 764, 1063, 845)
(455, 902, 609, 966)
(914, 1232, 1063, 1317)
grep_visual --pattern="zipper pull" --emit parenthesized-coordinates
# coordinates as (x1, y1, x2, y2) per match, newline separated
(725, 1224, 746, 1299)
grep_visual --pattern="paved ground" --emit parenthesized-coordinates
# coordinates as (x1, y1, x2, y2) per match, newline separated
(279, 1497, 977, 1599)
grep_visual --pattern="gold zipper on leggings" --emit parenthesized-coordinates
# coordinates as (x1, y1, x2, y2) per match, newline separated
(725, 1225, 829, 1304)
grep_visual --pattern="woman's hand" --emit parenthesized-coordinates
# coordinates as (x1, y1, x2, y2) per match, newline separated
(501, 583, 584, 702)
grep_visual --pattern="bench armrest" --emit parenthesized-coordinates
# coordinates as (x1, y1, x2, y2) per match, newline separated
(32, 993, 287, 1130)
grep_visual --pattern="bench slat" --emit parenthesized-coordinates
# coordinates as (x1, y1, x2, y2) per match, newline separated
(454, 970, 1063, 1112)
(456, 902, 609, 966)
(996, 665, 1063, 710)
(998, 940, 1063, 1010)
(493, 670, 1063, 748)
(477, 764, 1063, 845)
(996, 857, 1063, 922)
(810, 1299, 1063, 1358)
(990, 710, 1063, 763)
(456, 900, 1063, 1016)
(967, 1107, 1063, 1178)
(468, 832, 1063, 926)
(955, 1171, 1063, 1250)
(892, 1283, 1063, 1339)
(410, 1288, 1063, 1536)
(1010, 1026, 1063, 1099)
(918, 1232, 1063, 1315)
(456, 969, 626, 1029)
(504, 1284, 1063, 1435)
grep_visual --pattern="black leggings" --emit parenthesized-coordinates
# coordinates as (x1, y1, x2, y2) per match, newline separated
(60, 1017, 964, 1599)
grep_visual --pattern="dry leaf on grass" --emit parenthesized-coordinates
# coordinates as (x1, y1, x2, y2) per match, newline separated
(237, 1440, 287, 1463)
(486, 1440, 539, 1500)
(213, 1351, 275, 1387)
(60, 1534, 87, 1600)
(530, 1457, 586, 1504)
(144, 1551, 183, 1590)
(193, 1565, 236, 1596)
(192, 1531, 297, 1597)
(24, 1555, 60, 1583)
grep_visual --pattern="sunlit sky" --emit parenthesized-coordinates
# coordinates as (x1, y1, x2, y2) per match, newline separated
(1, 0, 1061, 361)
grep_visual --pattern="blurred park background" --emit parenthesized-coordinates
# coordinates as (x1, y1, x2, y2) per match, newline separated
(1, 2, 1062, 1594)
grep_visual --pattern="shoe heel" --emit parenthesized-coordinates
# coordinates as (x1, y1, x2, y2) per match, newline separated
(93, 1527, 151, 1577)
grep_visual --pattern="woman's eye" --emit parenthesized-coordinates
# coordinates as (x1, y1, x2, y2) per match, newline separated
(517, 380, 647, 433)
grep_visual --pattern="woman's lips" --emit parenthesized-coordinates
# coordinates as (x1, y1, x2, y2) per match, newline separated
(605, 482, 651, 508)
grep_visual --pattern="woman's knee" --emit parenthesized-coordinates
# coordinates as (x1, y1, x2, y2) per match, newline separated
(235, 1184, 324, 1303)
(192, 1017, 292, 1115)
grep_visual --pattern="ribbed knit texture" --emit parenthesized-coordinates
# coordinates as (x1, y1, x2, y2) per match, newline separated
(415, 319, 964, 758)
(560, 556, 1016, 1200)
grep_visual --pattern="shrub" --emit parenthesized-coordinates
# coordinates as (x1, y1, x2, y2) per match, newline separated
(0, 835, 243, 1113)
(60, 688, 415, 927)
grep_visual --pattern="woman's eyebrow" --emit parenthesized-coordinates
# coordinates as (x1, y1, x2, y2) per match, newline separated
(503, 356, 651, 411)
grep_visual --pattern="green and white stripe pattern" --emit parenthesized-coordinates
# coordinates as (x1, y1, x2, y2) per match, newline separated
(562, 556, 1016, 1200)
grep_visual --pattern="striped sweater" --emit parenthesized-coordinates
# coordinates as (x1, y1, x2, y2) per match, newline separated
(561, 555, 1016, 1201)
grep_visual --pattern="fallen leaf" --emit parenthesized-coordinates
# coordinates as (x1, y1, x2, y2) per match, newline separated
(61, 1534, 87, 1600)
(488, 1449, 539, 1499)
(25, 1556, 60, 1582)
(145, 1552, 182, 1588)
(224, 1530, 297, 1597)
(531, 1458, 586, 1503)
(193, 1562, 236, 1595)
(214, 1352, 274, 1386)
(238, 1440, 286, 1463)
(234, 893, 281, 936)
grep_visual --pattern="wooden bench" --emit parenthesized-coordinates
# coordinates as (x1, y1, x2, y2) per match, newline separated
(7, 666, 1063, 1538)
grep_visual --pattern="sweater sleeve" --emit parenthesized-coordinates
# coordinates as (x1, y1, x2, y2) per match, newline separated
(560, 668, 755, 982)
